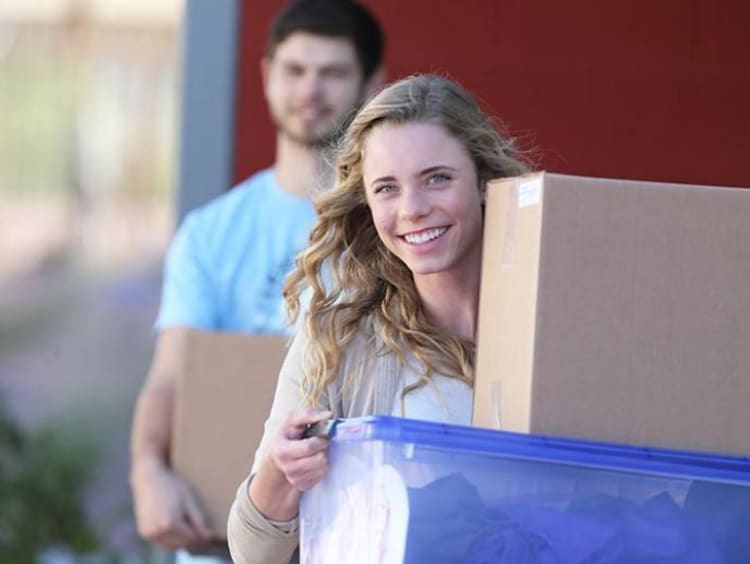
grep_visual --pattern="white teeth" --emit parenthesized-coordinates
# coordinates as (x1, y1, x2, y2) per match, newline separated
(403, 227, 448, 245)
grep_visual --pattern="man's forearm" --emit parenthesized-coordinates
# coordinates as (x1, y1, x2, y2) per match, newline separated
(130, 379, 175, 478)
(131, 328, 190, 481)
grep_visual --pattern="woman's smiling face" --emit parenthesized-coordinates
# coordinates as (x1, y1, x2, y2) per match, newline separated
(362, 121, 484, 280)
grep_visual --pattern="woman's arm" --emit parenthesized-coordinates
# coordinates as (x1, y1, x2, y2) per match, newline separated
(249, 409, 332, 519)
(227, 328, 333, 564)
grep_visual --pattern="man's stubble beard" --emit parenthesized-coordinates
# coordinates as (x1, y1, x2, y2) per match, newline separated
(274, 97, 361, 151)
(276, 124, 340, 151)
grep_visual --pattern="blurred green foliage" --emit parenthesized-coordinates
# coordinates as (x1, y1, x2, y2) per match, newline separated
(0, 32, 176, 204)
(0, 396, 100, 562)
(0, 48, 76, 196)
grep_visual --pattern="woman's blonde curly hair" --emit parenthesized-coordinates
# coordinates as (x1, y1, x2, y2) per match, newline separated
(284, 74, 529, 408)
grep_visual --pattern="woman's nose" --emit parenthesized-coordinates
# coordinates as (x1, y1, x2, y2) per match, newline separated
(399, 186, 430, 220)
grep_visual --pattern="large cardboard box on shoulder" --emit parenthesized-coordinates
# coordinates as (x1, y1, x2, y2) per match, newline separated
(171, 330, 288, 538)
(473, 173, 750, 457)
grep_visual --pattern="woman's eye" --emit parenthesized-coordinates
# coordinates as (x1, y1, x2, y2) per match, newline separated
(374, 184, 397, 194)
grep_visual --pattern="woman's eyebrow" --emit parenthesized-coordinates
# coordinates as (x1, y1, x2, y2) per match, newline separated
(420, 165, 457, 175)
(370, 175, 397, 185)
(369, 166, 459, 186)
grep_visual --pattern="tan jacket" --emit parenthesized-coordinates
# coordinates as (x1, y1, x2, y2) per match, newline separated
(227, 323, 404, 564)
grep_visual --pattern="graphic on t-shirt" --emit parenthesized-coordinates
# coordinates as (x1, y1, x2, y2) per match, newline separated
(252, 255, 295, 331)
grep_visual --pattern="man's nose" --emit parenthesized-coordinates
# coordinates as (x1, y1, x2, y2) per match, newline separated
(298, 72, 324, 100)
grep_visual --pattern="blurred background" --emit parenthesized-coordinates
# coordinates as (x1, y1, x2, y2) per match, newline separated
(0, 0, 180, 561)
(1, 0, 748, 561)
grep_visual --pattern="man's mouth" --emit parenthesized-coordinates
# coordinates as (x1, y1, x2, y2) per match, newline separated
(296, 106, 328, 121)
(401, 227, 449, 245)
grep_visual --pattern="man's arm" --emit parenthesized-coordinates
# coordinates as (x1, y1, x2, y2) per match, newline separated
(130, 327, 215, 550)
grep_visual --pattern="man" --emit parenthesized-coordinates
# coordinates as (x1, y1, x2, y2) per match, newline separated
(129, 1, 384, 561)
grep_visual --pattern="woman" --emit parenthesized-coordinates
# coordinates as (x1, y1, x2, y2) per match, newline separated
(227, 74, 529, 563)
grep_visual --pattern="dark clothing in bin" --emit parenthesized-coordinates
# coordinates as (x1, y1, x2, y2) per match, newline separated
(404, 473, 741, 563)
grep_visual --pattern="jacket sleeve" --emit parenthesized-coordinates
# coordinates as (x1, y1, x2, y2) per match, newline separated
(226, 325, 387, 562)
(227, 476, 300, 564)
(226, 327, 309, 564)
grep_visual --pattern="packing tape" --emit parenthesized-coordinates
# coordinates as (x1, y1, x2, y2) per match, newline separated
(502, 181, 519, 267)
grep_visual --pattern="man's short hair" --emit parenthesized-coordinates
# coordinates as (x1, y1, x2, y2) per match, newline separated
(266, 0, 384, 82)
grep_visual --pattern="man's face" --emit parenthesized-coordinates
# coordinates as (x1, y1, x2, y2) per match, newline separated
(263, 32, 365, 148)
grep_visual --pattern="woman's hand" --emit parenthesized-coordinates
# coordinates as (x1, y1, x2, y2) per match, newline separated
(248, 408, 333, 521)
(270, 408, 334, 491)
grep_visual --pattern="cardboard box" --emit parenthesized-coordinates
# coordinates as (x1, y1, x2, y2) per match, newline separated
(171, 330, 288, 537)
(473, 172, 750, 457)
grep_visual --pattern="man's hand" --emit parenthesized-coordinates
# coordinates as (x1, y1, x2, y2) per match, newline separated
(131, 458, 215, 551)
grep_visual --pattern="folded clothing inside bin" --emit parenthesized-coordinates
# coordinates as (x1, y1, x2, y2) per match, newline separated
(684, 481, 750, 563)
(403, 473, 737, 563)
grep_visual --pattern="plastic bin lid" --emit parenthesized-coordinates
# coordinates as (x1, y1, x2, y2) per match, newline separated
(328, 416, 750, 486)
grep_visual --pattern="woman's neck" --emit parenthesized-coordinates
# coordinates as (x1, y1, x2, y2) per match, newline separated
(414, 264, 482, 342)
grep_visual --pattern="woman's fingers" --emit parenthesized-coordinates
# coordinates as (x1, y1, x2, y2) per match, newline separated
(280, 448, 329, 491)
(277, 435, 327, 460)
(269, 408, 334, 491)
(273, 435, 329, 481)
(282, 408, 334, 440)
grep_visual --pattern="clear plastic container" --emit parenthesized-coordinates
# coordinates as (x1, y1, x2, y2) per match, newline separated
(300, 416, 750, 564)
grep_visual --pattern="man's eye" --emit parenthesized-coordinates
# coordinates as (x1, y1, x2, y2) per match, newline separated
(284, 66, 304, 77)
(323, 68, 350, 79)
(427, 173, 450, 185)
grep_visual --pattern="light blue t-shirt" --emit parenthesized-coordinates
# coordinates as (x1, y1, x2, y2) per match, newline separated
(155, 168, 316, 334)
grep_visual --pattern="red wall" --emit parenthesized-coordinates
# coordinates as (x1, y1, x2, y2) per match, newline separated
(234, 0, 750, 188)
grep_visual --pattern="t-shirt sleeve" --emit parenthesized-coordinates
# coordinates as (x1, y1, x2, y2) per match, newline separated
(154, 213, 217, 331)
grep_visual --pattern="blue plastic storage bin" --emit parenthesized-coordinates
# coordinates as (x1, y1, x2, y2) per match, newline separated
(300, 416, 750, 564)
